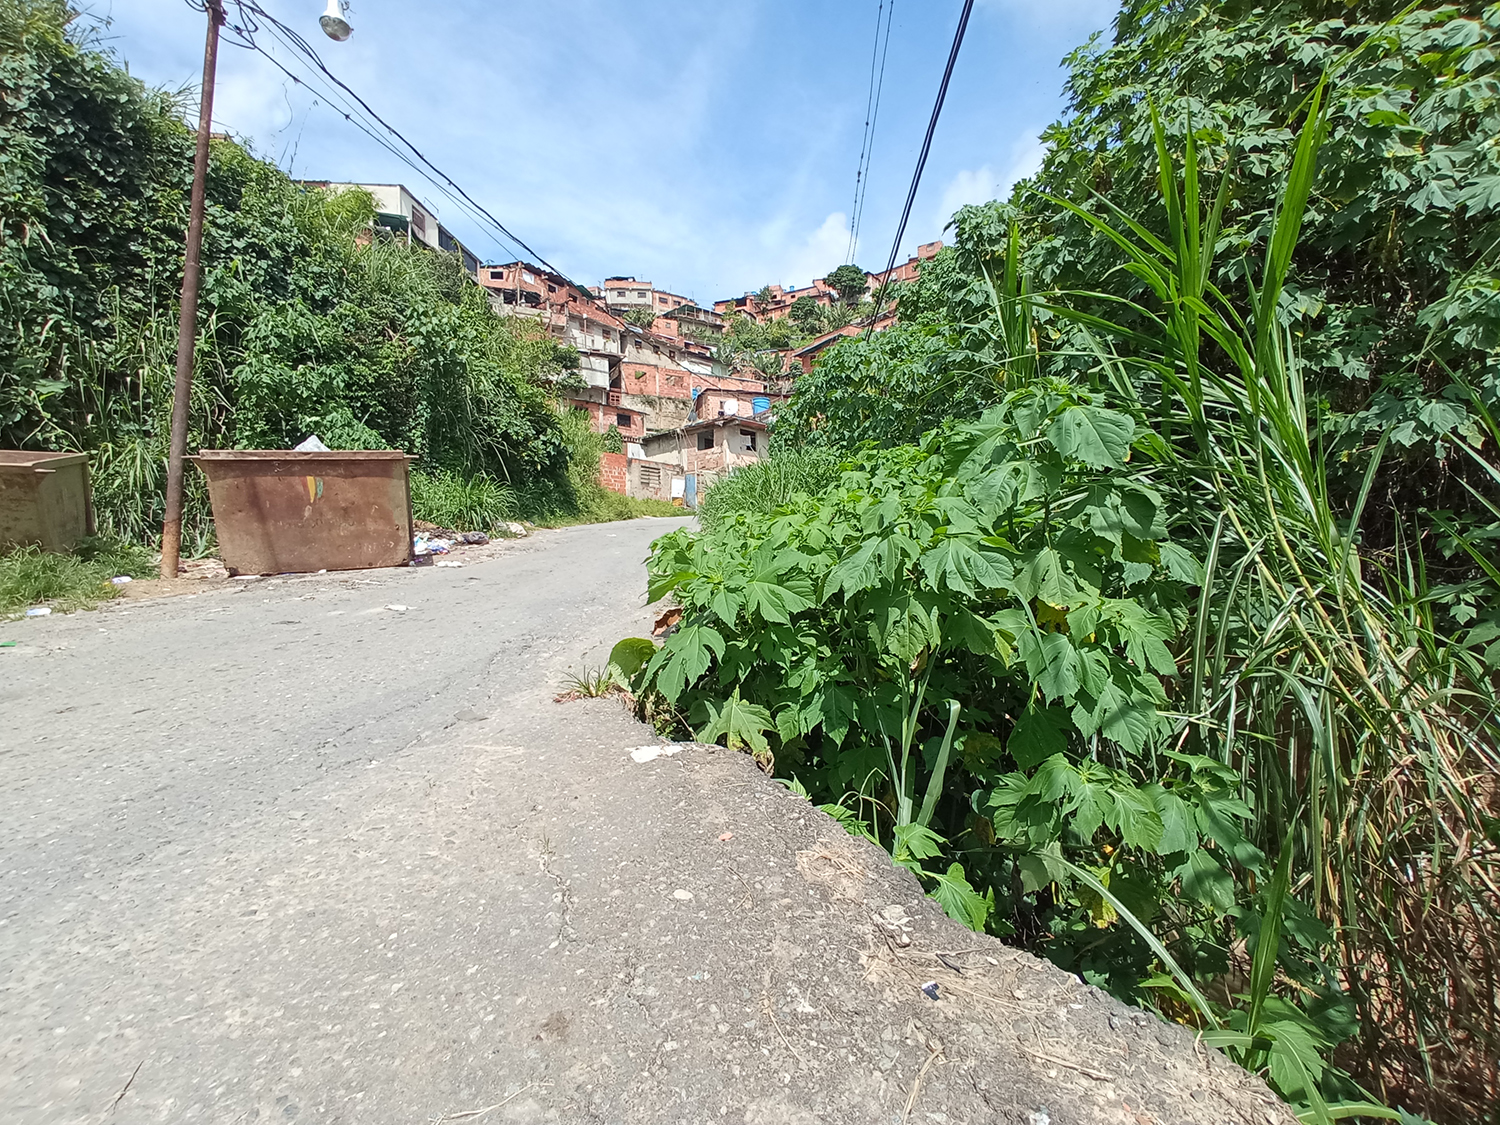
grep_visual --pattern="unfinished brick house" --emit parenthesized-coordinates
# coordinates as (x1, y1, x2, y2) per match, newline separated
(639, 415, 768, 480)
(597, 277, 695, 318)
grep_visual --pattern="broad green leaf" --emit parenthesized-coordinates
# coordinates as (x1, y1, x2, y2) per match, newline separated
(1045, 404, 1135, 469)
(928, 862, 992, 931)
(1157, 541, 1205, 584)
(710, 586, 742, 626)
(1104, 782, 1164, 852)
(1177, 848, 1236, 912)
(695, 688, 773, 755)
(1145, 785, 1198, 855)
(893, 821, 944, 862)
(1008, 703, 1070, 768)
(647, 623, 725, 702)
(607, 637, 657, 680)
(743, 577, 812, 624)
(1016, 546, 1082, 608)
(918, 537, 1015, 597)
(826, 539, 881, 598)
(1018, 629, 1082, 701)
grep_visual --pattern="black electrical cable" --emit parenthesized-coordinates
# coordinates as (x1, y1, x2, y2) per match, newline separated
(845, 0, 885, 262)
(236, 21, 530, 265)
(210, 0, 585, 291)
(847, 0, 895, 265)
(864, 0, 974, 341)
(233, 3, 556, 272)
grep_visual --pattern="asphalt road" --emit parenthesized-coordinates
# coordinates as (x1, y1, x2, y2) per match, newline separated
(0, 518, 1291, 1125)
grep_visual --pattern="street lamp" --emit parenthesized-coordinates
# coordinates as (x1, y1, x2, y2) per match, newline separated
(319, 0, 352, 41)
(160, 2, 351, 578)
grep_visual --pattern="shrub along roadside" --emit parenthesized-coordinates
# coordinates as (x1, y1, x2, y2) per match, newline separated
(630, 95, 1498, 1122)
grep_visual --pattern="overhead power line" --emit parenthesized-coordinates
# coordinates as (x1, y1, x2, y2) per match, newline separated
(198, 0, 582, 290)
(845, 0, 895, 264)
(864, 0, 974, 341)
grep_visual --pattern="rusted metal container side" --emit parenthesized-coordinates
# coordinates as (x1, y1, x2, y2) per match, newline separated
(193, 450, 413, 575)
(0, 451, 95, 552)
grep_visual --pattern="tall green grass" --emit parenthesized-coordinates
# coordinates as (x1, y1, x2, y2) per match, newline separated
(0, 538, 156, 615)
(409, 469, 516, 530)
(1024, 87, 1500, 1115)
(697, 448, 843, 528)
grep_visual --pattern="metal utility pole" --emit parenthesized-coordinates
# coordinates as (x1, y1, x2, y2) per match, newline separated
(160, 0, 225, 579)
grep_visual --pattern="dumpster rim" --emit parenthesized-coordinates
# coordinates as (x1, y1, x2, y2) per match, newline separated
(0, 451, 89, 471)
(192, 449, 415, 463)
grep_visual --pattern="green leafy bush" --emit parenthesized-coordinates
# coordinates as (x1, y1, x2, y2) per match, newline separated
(640, 84, 1498, 1120)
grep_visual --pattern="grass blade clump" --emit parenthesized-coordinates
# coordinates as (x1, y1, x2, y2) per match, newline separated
(697, 449, 842, 528)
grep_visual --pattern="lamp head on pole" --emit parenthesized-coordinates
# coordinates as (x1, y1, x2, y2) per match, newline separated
(319, 0, 352, 41)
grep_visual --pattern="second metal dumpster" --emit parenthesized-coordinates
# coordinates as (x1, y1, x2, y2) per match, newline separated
(0, 451, 95, 552)
(194, 450, 414, 575)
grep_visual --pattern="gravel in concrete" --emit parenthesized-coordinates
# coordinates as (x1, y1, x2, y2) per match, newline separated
(0, 517, 1294, 1124)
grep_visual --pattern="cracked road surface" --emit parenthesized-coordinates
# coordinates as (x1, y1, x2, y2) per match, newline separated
(0, 517, 1292, 1125)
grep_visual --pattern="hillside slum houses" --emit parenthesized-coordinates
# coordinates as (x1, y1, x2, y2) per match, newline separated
(474, 239, 944, 505)
(479, 263, 782, 505)
(295, 182, 940, 504)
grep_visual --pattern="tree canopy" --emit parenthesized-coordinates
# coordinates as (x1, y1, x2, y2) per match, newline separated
(825, 263, 870, 305)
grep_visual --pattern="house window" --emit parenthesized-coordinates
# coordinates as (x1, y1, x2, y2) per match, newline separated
(547, 284, 557, 293)
(740, 429, 757, 451)
(697, 432, 714, 450)
(489, 269, 505, 281)
(617, 414, 632, 429)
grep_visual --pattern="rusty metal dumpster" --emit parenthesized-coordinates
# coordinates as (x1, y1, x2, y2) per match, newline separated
(0, 451, 95, 552)
(193, 450, 413, 575)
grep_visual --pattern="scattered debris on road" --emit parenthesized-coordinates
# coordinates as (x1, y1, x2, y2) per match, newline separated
(629, 744, 681, 763)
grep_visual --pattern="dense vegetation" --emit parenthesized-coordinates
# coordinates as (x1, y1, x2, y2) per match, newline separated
(0, 0, 643, 557)
(642, 2, 1500, 1121)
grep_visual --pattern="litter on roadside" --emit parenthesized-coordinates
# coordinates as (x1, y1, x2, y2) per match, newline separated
(435, 560, 463, 568)
(0, 641, 17, 648)
(412, 533, 452, 557)
(629, 744, 681, 763)
(383, 604, 409, 612)
(110, 575, 132, 585)
(920, 981, 940, 1001)
(25, 607, 51, 617)
(652, 606, 682, 637)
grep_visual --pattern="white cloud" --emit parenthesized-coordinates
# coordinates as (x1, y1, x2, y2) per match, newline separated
(770, 212, 856, 291)
(936, 130, 1047, 228)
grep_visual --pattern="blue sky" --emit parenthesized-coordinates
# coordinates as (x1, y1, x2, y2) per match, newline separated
(92, 0, 1115, 303)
